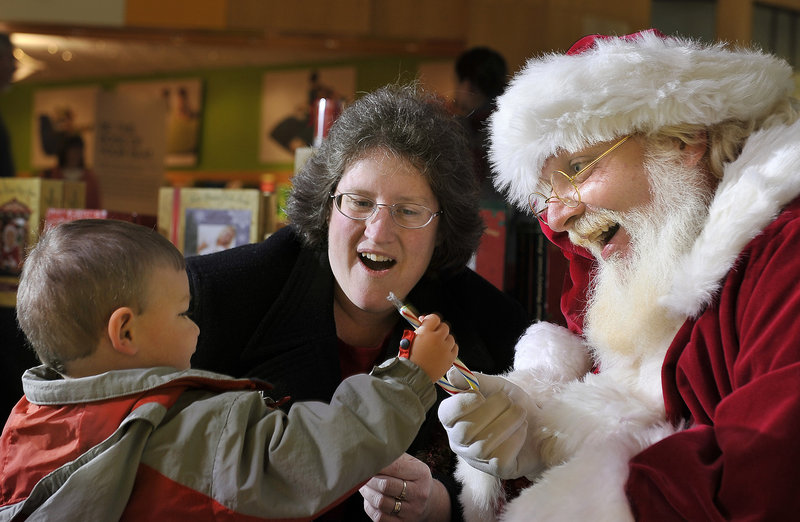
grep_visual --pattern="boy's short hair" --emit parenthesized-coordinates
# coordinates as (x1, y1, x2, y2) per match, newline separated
(16, 219, 185, 372)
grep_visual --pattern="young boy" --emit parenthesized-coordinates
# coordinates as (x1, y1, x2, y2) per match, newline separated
(0, 219, 458, 521)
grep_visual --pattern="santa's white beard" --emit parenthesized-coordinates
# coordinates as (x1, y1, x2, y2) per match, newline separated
(580, 149, 715, 365)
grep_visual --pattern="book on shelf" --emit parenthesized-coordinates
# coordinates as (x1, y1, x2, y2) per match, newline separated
(0, 178, 86, 307)
(503, 214, 569, 326)
(44, 208, 157, 229)
(157, 187, 264, 257)
(473, 207, 507, 291)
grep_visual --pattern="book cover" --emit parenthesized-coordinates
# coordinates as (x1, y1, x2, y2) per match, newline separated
(473, 207, 506, 291)
(0, 178, 86, 306)
(158, 187, 262, 255)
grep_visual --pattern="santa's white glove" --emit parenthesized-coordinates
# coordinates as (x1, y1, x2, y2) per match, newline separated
(438, 369, 544, 480)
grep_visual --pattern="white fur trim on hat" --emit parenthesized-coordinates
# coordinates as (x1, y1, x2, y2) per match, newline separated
(489, 30, 795, 211)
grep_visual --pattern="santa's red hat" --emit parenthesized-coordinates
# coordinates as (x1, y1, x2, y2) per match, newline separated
(489, 29, 795, 211)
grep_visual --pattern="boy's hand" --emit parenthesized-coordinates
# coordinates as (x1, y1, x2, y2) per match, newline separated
(408, 314, 458, 383)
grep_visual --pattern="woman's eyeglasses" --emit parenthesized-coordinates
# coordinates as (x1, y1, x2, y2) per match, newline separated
(331, 193, 442, 229)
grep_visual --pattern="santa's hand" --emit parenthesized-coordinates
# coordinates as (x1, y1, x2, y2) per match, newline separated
(438, 371, 544, 480)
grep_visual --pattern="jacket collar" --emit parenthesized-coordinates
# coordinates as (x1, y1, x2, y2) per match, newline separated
(22, 365, 265, 405)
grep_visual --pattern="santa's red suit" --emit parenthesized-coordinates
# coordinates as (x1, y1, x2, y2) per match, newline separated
(443, 31, 800, 521)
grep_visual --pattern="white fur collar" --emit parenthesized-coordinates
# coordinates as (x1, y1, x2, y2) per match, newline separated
(663, 119, 800, 316)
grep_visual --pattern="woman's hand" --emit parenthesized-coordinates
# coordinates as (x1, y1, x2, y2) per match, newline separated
(359, 453, 451, 521)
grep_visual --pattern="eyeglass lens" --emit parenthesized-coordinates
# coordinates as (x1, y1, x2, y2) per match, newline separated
(334, 193, 437, 229)
(550, 171, 580, 205)
(530, 135, 631, 220)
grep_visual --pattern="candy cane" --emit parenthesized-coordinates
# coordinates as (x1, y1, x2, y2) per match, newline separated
(387, 292, 479, 393)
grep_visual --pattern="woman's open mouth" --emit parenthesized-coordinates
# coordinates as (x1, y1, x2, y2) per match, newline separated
(359, 252, 396, 271)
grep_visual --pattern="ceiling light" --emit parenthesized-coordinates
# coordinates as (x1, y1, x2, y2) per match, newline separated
(11, 48, 45, 82)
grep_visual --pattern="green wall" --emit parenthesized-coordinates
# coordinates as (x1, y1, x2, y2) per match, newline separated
(1, 83, 33, 175)
(0, 55, 433, 176)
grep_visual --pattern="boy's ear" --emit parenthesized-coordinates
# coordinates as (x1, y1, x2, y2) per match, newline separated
(108, 307, 138, 356)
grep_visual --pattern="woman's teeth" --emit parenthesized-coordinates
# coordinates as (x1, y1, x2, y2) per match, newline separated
(359, 252, 396, 270)
(362, 252, 392, 262)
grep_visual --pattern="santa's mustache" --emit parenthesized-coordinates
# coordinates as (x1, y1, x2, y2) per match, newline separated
(568, 207, 624, 250)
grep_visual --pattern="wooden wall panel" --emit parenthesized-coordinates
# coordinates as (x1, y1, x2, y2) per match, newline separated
(125, 0, 228, 29)
(0, 0, 126, 26)
(227, 0, 372, 35)
(466, 0, 650, 75)
(716, 0, 753, 43)
(371, 0, 467, 40)
(466, 0, 548, 74)
(759, 0, 800, 10)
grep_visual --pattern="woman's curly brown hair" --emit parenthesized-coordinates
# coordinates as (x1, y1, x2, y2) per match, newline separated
(287, 83, 484, 275)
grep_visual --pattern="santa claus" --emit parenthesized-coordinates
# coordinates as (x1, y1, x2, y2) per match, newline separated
(439, 29, 800, 521)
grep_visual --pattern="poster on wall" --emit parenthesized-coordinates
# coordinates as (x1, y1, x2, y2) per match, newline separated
(93, 91, 166, 216)
(259, 67, 356, 164)
(116, 79, 203, 167)
(30, 86, 99, 171)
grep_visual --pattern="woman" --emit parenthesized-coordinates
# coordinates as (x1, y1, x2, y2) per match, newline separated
(187, 84, 529, 521)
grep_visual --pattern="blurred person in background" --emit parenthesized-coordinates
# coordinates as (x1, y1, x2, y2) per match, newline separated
(0, 33, 17, 178)
(452, 47, 508, 200)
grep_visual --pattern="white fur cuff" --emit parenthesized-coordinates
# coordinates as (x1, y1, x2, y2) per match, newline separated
(512, 322, 591, 381)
